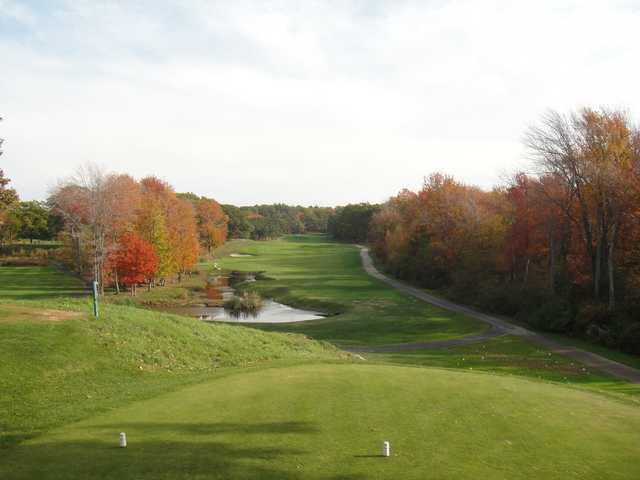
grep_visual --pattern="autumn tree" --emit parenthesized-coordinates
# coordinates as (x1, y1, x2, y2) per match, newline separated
(103, 174, 141, 293)
(196, 198, 228, 254)
(138, 177, 200, 284)
(169, 198, 200, 281)
(136, 202, 171, 281)
(114, 231, 158, 295)
(526, 108, 639, 309)
(0, 169, 19, 245)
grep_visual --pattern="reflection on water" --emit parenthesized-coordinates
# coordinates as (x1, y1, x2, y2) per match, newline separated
(204, 276, 234, 302)
(162, 300, 325, 324)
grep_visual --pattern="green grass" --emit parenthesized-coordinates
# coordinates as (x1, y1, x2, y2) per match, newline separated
(2, 363, 639, 480)
(368, 335, 640, 399)
(0, 265, 86, 300)
(211, 235, 487, 346)
(0, 298, 344, 448)
(542, 333, 640, 371)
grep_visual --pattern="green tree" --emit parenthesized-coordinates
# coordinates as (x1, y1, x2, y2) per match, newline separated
(328, 203, 380, 243)
(10, 201, 51, 242)
(222, 204, 254, 239)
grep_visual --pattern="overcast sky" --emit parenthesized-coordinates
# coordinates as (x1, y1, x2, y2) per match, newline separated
(1, 1, 639, 206)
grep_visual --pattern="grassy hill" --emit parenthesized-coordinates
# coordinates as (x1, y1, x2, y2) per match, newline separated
(0, 298, 345, 448)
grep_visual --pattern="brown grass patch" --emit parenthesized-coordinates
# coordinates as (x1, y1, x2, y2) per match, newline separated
(0, 305, 84, 324)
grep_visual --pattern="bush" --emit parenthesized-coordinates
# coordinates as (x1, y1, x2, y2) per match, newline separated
(573, 303, 611, 336)
(522, 297, 574, 332)
(619, 323, 640, 355)
(0, 257, 50, 266)
(473, 283, 526, 316)
(224, 291, 263, 313)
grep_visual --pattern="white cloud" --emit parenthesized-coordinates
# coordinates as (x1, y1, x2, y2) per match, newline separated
(1, 0, 639, 205)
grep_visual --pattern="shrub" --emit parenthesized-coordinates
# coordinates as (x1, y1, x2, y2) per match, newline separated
(224, 291, 263, 313)
(573, 303, 611, 336)
(522, 297, 574, 332)
(619, 323, 640, 355)
(473, 282, 525, 316)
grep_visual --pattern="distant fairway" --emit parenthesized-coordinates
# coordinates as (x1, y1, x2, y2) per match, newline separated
(3, 363, 639, 480)
(214, 235, 488, 346)
(0, 265, 86, 300)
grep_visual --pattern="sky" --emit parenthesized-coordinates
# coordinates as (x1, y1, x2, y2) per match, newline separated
(1, 1, 640, 206)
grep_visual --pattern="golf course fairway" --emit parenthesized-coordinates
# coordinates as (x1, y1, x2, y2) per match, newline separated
(3, 363, 639, 480)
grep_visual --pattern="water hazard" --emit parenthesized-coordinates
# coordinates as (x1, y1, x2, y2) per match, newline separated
(162, 301, 325, 323)
(160, 274, 325, 323)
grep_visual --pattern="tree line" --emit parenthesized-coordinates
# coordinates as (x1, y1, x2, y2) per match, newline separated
(0, 166, 336, 293)
(352, 108, 640, 354)
(222, 204, 334, 240)
(44, 166, 229, 294)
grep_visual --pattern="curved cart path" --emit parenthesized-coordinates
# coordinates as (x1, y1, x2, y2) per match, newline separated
(349, 247, 640, 384)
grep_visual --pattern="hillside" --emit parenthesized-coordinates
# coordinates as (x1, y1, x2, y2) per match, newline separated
(0, 299, 345, 447)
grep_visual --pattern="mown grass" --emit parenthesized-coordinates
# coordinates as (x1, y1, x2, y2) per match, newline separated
(0, 265, 86, 300)
(211, 235, 487, 346)
(3, 363, 640, 480)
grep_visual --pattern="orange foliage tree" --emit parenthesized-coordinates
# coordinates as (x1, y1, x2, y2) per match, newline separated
(196, 198, 228, 255)
(114, 231, 158, 295)
(169, 198, 200, 281)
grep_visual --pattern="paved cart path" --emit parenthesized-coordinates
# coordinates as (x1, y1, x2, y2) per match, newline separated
(349, 247, 640, 384)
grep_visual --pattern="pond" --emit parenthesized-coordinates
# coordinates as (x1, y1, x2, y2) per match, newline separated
(161, 300, 325, 323)
(158, 273, 325, 323)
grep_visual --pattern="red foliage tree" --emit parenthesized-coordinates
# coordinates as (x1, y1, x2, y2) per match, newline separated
(115, 231, 158, 295)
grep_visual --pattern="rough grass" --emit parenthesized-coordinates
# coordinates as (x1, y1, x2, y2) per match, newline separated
(368, 335, 640, 400)
(2, 363, 640, 480)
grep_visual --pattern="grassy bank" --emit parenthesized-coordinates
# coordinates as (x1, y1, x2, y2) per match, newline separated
(0, 297, 344, 448)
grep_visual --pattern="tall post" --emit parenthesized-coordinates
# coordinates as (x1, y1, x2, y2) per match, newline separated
(92, 280, 99, 318)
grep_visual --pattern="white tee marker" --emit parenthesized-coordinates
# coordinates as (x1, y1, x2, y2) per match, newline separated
(383, 441, 390, 457)
(119, 432, 127, 448)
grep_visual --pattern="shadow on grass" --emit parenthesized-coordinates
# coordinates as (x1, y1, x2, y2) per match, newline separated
(2, 439, 307, 479)
(1, 421, 346, 480)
